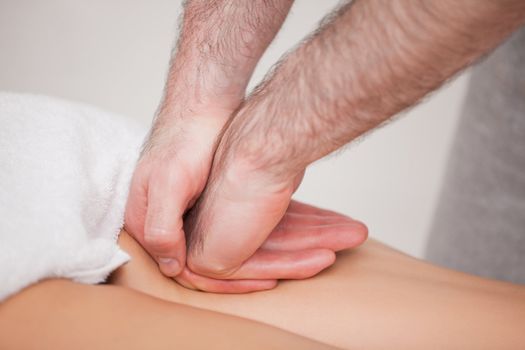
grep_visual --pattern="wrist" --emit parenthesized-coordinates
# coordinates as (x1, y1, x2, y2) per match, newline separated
(146, 104, 233, 159)
(221, 145, 298, 198)
(218, 105, 306, 191)
(162, 52, 249, 116)
(156, 84, 241, 123)
(154, 71, 241, 127)
(155, 103, 235, 125)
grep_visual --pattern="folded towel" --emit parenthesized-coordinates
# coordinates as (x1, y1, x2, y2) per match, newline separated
(0, 92, 146, 301)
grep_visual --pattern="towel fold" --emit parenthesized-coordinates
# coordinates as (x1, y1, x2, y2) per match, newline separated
(0, 92, 146, 301)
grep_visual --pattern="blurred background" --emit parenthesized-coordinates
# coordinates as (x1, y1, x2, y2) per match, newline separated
(0, 0, 472, 257)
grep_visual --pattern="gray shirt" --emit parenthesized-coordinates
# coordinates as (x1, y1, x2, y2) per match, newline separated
(426, 26, 525, 284)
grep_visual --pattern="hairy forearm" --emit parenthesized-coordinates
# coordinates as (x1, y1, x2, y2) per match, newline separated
(157, 0, 293, 120)
(223, 0, 525, 179)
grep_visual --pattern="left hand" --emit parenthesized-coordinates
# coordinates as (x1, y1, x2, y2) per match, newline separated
(124, 111, 229, 277)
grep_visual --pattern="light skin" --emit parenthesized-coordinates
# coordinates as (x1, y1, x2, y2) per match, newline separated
(0, 281, 332, 350)
(112, 228, 525, 349)
(5, 2, 525, 347)
(2, 221, 524, 349)
(125, 0, 525, 291)
(125, 0, 295, 276)
(0, 200, 352, 349)
(171, 201, 367, 292)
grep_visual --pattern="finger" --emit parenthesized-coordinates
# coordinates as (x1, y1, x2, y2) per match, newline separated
(175, 267, 278, 293)
(143, 168, 188, 277)
(278, 211, 353, 228)
(287, 200, 342, 216)
(189, 248, 336, 280)
(263, 216, 368, 252)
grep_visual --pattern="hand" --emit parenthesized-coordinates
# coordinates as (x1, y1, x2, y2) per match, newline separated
(183, 155, 300, 277)
(182, 118, 368, 283)
(124, 111, 228, 277)
(123, 0, 294, 282)
(176, 200, 368, 293)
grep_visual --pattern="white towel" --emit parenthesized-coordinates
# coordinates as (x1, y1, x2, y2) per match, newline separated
(0, 92, 146, 301)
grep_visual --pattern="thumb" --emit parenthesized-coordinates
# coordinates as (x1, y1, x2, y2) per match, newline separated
(143, 169, 188, 277)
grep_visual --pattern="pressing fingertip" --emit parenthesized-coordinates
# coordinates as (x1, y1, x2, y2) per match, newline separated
(209, 279, 279, 294)
(352, 220, 369, 245)
(176, 267, 279, 294)
(158, 257, 182, 276)
(254, 279, 279, 291)
(218, 279, 279, 294)
(320, 249, 336, 267)
(300, 249, 336, 279)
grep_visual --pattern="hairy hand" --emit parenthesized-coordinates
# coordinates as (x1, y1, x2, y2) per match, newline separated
(177, 200, 368, 293)
(179, 112, 368, 288)
(124, 0, 296, 288)
(125, 112, 227, 277)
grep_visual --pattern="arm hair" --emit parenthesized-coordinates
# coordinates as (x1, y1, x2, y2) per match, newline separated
(220, 0, 525, 181)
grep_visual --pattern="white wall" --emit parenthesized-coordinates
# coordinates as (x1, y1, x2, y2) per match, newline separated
(0, 0, 470, 257)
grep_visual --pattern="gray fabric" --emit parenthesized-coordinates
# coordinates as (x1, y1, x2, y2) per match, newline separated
(425, 27, 525, 284)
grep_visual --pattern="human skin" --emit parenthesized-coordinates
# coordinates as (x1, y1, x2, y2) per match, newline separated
(179, 0, 525, 282)
(0, 281, 332, 350)
(173, 200, 367, 292)
(113, 230, 525, 349)
(128, 0, 525, 288)
(125, 0, 299, 285)
(1, 227, 523, 350)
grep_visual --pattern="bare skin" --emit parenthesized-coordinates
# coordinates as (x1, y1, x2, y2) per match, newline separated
(1, 224, 523, 349)
(172, 200, 367, 292)
(0, 280, 331, 350)
(183, 0, 525, 282)
(0, 201, 360, 349)
(125, 0, 299, 284)
(113, 230, 525, 349)
(126, 0, 525, 292)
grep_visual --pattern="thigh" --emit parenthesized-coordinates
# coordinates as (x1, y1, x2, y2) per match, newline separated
(0, 279, 331, 350)
(113, 231, 525, 349)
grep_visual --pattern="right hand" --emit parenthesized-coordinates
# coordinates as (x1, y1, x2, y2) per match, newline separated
(125, 109, 368, 293)
(176, 200, 368, 293)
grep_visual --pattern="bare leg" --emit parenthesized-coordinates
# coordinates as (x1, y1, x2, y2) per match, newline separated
(0, 279, 333, 350)
(113, 230, 525, 349)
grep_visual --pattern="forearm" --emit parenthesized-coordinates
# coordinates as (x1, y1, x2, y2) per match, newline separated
(224, 0, 525, 179)
(128, 1, 294, 281)
(157, 0, 293, 121)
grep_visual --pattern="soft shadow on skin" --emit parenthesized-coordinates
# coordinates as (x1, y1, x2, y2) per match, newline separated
(110, 229, 359, 346)
(111, 229, 525, 350)
(110, 229, 365, 299)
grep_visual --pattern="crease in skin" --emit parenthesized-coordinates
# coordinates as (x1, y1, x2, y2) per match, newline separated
(111, 230, 525, 350)
(0, 279, 333, 350)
